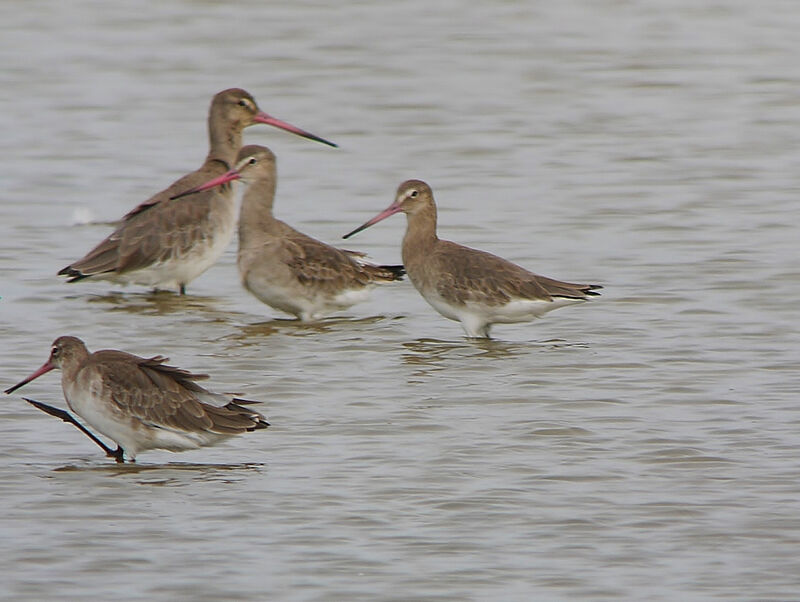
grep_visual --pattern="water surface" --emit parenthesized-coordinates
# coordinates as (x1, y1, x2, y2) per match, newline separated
(1, 1, 800, 600)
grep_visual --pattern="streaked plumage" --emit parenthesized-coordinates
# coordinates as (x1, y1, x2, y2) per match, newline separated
(59, 88, 337, 294)
(172, 145, 404, 320)
(5, 336, 269, 462)
(343, 179, 601, 338)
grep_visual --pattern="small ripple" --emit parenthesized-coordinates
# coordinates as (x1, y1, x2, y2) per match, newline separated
(51, 461, 265, 474)
(537, 473, 623, 482)
(635, 447, 735, 465)
(528, 426, 594, 437)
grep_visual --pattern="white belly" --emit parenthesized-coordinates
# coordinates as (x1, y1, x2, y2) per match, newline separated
(106, 198, 237, 291)
(242, 270, 373, 321)
(121, 223, 235, 290)
(422, 290, 585, 337)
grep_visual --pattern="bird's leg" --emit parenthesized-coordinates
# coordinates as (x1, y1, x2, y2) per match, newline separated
(23, 398, 124, 462)
(110, 446, 125, 463)
(179, 284, 186, 295)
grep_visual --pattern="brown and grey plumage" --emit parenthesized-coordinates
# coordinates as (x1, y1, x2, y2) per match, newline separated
(59, 88, 337, 295)
(171, 145, 404, 320)
(4, 336, 269, 462)
(343, 179, 601, 338)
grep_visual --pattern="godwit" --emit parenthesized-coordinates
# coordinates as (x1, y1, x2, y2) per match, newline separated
(343, 180, 601, 338)
(171, 145, 404, 321)
(59, 88, 337, 295)
(5, 336, 269, 462)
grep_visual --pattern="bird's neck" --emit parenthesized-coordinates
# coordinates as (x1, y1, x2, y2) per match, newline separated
(402, 202, 438, 256)
(239, 179, 279, 244)
(207, 118, 243, 166)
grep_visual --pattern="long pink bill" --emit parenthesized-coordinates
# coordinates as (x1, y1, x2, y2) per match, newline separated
(170, 170, 242, 200)
(255, 111, 337, 148)
(342, 202, 403, 239)
(5, 361, 56, 394)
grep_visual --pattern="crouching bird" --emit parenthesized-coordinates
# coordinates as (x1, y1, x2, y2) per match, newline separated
(5, 336, 269, 462)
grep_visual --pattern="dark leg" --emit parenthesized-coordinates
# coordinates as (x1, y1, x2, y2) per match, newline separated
(110, 445, 125, 463)
(179, 284, 186, 295)
(23, 398, 125, 462)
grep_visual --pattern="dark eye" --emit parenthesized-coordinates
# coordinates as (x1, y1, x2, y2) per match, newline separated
(238, 99, 249, 107)
(51, 346, 59, 356)
(410, 190, 419, 198)
(248, 158, 257, 165)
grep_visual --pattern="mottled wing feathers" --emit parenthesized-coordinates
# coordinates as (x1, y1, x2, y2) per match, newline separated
(88, 351, 267, 435)
(117, 194, 227, 273)
(280, 229, 404, 289)
(432, 241, 600, 306)
(59, 161, 230, 279)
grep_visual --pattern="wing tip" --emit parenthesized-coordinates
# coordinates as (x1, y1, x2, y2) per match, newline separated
(58, 265, 89, 282)
(377, 264, 406, 281)
(584, 284, 602, 297)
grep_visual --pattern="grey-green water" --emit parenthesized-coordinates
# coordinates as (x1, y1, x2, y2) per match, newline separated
(2, 1, 799, 600)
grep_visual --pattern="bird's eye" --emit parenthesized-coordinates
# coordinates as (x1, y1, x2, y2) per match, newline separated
(51, 346, 59, 356)
(248, 158, 257, 165)
(238, 99, 249, 108)
(410, 190, 419, 198)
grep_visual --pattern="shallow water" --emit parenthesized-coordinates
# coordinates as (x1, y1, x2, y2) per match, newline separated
(2, 1, 800, 600)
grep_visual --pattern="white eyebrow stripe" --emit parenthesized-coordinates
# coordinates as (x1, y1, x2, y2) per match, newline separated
(235, 156, 256, 170)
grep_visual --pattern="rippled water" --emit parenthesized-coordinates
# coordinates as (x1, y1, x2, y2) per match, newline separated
(2, 1, 800, 600)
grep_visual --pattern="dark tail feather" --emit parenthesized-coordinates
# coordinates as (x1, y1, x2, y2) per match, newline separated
(230, 397, 262, 406)
(547, 282, 603, 301)
(223, 400, 270, 430)
(379, 264, 406, 281)
(58, 265, 90, 282)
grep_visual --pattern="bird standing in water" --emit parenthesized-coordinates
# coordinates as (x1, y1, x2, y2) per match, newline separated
(59, 88, 337, 294)
(344, 180, 601, 338)
(172, 145, 404, 321)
